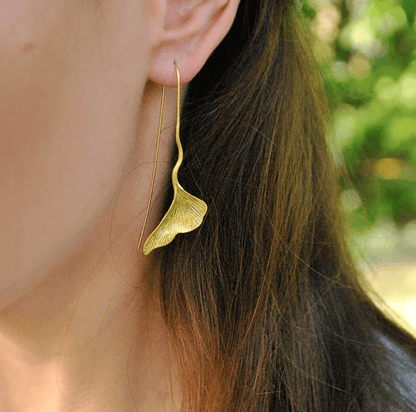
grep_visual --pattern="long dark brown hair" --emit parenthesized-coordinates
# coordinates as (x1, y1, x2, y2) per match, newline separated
(151, 0, 416, 410)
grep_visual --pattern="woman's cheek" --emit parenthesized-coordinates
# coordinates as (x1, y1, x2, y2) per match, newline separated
(0, 0, 128, 306)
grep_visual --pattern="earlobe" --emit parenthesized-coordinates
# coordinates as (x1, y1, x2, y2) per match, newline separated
(148, 0, 240, 86)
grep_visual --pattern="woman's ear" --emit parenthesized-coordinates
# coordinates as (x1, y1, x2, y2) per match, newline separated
(147, 0, 241, 86)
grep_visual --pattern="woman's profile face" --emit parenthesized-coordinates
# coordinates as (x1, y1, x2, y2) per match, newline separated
(0, 1, 244, 410)
(0, 0, 158, 306)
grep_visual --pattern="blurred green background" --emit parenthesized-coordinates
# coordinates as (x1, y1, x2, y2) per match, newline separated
(303, 0, 416, 335)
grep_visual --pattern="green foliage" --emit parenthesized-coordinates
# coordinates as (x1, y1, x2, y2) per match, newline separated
(306, 0, 416, 254)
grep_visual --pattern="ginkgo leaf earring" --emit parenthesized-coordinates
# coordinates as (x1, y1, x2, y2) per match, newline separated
(137, 62, 208, 255)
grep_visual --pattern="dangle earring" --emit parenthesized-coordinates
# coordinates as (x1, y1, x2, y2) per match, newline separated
(137, 62, 208, 255)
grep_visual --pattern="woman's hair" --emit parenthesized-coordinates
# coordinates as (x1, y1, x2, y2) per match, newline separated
(150, 0, 416, 410)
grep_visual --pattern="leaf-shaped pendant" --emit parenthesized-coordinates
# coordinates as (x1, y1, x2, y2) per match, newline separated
(141, 62, 208, 255)
(143, 182, 207, 255)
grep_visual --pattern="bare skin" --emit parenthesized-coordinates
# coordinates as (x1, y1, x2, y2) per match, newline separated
(0, 0, 240, 411)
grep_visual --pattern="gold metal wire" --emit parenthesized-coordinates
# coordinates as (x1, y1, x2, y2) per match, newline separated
(137, 85, 165, 252)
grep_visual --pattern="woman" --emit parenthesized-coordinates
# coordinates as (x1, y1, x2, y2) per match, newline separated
(1, 0, 415, 411)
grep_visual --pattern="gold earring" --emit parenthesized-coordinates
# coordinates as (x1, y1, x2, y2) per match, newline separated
(137, 62, 208, 255)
